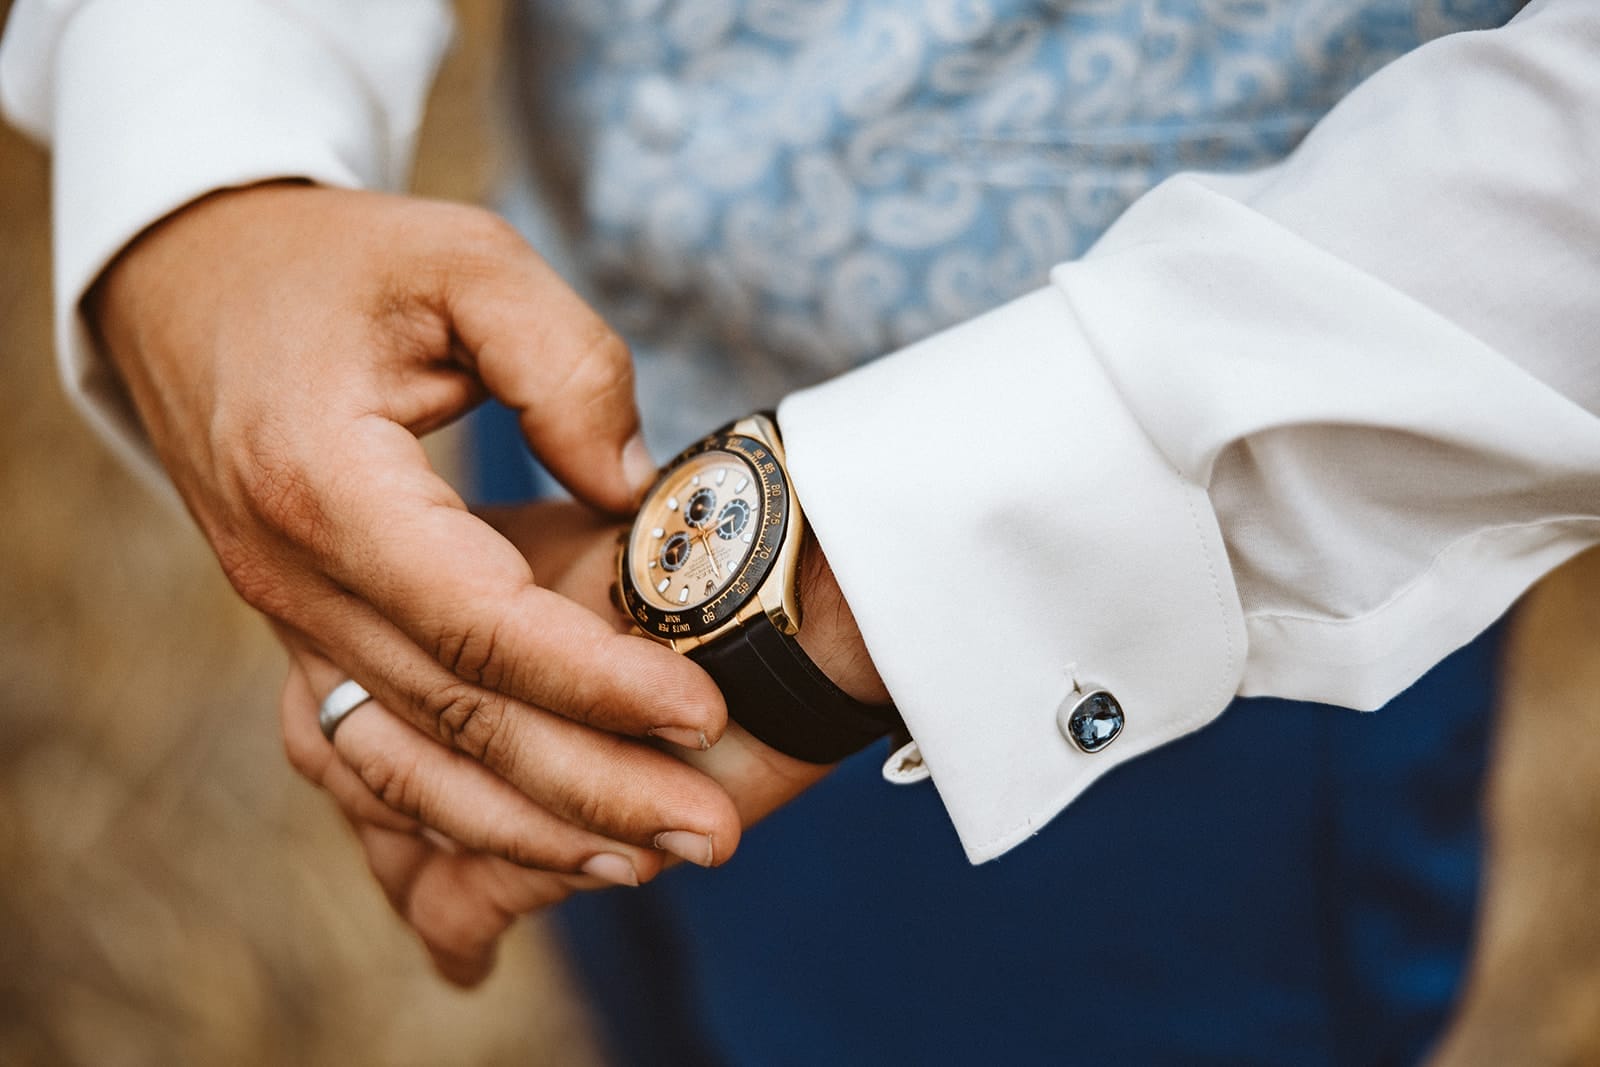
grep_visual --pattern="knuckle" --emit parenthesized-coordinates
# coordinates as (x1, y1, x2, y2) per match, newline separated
(443, 205, 527, 267)
(470, 209, 525, 251)
(411, 897, 484, 961)
(430, 619, 507, 690)
(569, 324, 634, 405)
(557, 736, 646, 836)
(578, 318, 633, 373)
(353, 749, 423, 818)
(567, 785, 619, 836)
(542, 320, 633, 423)
(422, 682, 509, 764)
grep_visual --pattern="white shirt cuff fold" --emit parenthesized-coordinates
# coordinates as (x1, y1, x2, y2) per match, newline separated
(46, 0, 400, 492)
(780, 287, 1248, 863)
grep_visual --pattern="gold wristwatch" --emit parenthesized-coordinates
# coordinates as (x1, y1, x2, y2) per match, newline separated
(614, 414, 898, 763)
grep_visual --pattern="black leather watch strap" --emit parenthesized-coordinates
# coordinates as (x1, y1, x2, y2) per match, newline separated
(687, 611, 900, 764)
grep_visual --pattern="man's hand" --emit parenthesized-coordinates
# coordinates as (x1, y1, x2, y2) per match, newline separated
(88, 183, 737, 861)
(283, 499, 877, 985)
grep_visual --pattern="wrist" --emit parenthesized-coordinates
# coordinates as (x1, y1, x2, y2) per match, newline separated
(794, 531, 891, 706)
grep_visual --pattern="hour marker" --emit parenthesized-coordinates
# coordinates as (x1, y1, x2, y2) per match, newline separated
(666, 496, 678, 511)
(651, 527, 665, 539)
(656, 578, 670, 593)
(678, 586, 690, 604)
(726, 560, 737, 574)
(742, 530, 754, 544)
(691, 475, 701, 485)
(648, 560, 657, 569)
(734, 476, 749, 492)
(715, 469, 727, 486)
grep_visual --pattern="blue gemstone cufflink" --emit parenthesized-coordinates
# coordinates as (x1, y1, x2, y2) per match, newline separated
(1058, 688, 1124, 754)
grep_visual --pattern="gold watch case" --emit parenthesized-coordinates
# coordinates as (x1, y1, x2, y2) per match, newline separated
(615, 414, 805, 653)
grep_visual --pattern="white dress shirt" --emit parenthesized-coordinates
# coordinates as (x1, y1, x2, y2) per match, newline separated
(4, 0, 1597, 862)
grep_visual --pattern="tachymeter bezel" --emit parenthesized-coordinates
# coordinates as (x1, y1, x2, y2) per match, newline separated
(621, 432, 789, 641)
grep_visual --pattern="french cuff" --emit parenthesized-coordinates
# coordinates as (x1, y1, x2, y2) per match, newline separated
(47, 0, 398, 497)
(779, 286, 1248, 864)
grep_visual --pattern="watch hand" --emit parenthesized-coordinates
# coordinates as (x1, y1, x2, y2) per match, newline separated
(699, 526, 722, 577)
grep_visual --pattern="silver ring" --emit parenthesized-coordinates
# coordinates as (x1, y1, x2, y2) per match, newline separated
(319, 679, 374, 741)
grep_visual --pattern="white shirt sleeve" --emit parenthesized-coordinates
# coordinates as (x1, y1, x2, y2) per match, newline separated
(780, 0, 1600, 861)
(0, 0, 453, 492)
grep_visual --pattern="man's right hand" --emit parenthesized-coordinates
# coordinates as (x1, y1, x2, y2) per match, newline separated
(280, 499, 839, 987)
(86, 182, 741, 866)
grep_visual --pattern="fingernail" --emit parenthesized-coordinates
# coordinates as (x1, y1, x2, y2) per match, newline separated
(654, 830, 714, 868)
(649, 725, 710, 751)
(581, 852, 640, 887)
(623, 433, 657, 495)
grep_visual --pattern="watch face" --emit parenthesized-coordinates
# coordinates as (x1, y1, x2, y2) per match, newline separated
(622, 432, 789, 640)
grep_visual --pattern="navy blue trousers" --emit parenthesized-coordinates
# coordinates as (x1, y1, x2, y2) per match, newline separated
(470, 404, 1500, 1066)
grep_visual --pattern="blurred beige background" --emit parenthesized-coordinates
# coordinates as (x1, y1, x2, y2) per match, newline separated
(2, 2, 1598, 1065)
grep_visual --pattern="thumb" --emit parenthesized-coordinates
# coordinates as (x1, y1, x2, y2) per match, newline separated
(445, 223, 656, 513)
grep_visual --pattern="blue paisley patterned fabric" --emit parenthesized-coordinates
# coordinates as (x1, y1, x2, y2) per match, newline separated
(508, 0, 1520, 450)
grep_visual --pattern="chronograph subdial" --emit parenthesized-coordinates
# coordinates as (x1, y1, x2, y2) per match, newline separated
(715, 498, 751, 541)
(684, 487, 718, 528)
(658, 531, 691, 572)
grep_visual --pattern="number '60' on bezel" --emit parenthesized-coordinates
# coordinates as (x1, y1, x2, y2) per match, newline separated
(622, 432, 789, 641)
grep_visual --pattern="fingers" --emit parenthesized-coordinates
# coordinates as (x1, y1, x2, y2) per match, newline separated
(253, 414, 726, 744)
(281, 654, 662, 989)
(353, 821, 581, 988)
(355, 824, 504, 987)
(438, 216, 657, 513)
(281, 662, 663, 882)
(282, 638, 742, 864)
